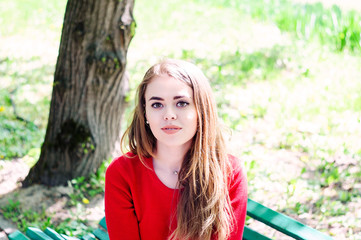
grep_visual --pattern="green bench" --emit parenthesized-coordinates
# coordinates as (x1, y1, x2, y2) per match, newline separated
(8, 198, 333, 240)
(8, 218, 108, 240)
(243, 199, 333, 240)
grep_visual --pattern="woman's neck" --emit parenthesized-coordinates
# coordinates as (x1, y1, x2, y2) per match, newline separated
(153, 141, 190, 172)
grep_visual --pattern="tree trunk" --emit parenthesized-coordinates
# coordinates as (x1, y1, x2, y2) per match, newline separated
(23, 0, 135, 186)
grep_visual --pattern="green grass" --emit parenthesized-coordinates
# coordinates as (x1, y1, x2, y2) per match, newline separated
(0, 56, 52, 159)
(1, 199, 52, 232)
(194, 0, 361, 53)
(1, 160, 109, 235)
(1, 198, 93, 235)
(0, 0, 66, 36)
(1, 0, 361, 239)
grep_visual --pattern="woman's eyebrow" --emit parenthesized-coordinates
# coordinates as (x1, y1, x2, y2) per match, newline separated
(149, 95, 191, 101)
(174, 95, 191, 100)
(148, 96, 164, 101)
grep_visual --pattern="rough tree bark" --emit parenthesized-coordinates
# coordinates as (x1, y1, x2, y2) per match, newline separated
(23, 0, 135, 186)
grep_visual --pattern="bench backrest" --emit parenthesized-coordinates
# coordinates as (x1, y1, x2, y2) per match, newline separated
(8, 198, 333, 240)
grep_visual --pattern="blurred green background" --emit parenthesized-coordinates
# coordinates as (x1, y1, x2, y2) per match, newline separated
(0, 0, 360, 239)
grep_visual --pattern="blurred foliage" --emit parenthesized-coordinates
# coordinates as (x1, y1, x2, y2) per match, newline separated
(0, 0, 66, 35)
(196, 0, 361, 53)
(68, 159, 109, 206)
(0, 198, 93, 236)
(1, 199, 52, 232)
(0, 56, 51, 159)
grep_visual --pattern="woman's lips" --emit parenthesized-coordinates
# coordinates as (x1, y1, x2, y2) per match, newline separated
(161, 125, 181, 134)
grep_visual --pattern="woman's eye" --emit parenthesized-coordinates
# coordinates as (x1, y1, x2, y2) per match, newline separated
(151, 102, 163, 108)
(176, 101, 189, 107)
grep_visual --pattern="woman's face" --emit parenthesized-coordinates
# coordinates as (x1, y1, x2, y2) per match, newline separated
(144, 74, 198, 149)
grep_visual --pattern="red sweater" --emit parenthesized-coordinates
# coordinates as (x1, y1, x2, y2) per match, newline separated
(105, 152, 247, 240)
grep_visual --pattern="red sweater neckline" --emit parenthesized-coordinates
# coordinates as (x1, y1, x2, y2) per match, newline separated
(144, 156, 181, 193)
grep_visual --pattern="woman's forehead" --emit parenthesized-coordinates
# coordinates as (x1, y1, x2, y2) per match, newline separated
(145, 74, 193, 99)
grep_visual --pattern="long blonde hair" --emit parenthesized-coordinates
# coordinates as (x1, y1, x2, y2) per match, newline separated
(121, 59, 234, 240)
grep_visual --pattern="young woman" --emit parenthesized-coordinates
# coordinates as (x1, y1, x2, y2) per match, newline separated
(105, 59, 247, 240)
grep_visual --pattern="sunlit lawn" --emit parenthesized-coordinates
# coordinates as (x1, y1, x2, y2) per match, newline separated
(1, 0, 361, 239)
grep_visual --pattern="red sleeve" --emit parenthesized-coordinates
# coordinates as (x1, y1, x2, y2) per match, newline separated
(228, 155, 248, 240)
(104, 157, 141, 240)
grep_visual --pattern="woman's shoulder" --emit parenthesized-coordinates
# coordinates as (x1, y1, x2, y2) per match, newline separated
(227, 154, 247, 184)
(107, 152, 143, 174)
(227, 154, 243, 171)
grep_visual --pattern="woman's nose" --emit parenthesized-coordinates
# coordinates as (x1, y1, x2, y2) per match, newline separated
(164, 108, 177, 120)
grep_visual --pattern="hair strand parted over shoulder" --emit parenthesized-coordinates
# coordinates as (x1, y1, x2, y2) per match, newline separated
(121, 59, 234, 240)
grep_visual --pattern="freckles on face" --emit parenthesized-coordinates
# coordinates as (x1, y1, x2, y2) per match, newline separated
(144, 74, 198, 148)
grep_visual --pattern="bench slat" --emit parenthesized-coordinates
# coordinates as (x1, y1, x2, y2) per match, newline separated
(246, 199, 333, 240)
(8, 230, 30, 240)
(243, 226, 272, 240)
(93, 229, 109, 240)
(80, 234, 96, 240)
(60, 234, 81, 240)
(26, 227, 53, 240)
(44, 227, 66, 240)
(99, 217, 107, 230)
